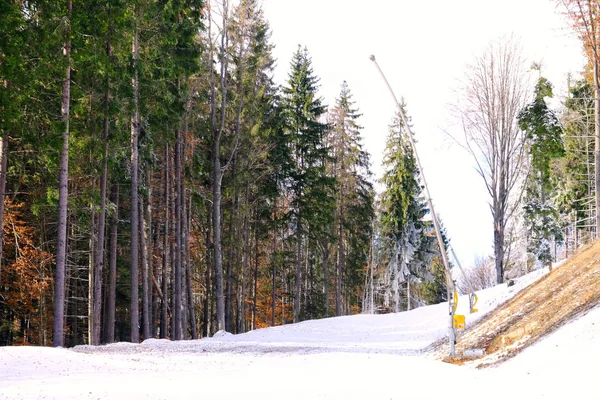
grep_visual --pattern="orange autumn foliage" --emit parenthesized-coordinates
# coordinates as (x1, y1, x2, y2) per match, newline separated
(251, 276, 293, 329)
(0, 198, 53, 345)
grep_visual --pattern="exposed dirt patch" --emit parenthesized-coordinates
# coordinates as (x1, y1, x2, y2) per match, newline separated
(434, 241, 600, 367)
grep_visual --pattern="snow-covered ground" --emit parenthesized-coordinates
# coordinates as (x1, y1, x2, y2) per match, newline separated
(2, 266, 599, 399)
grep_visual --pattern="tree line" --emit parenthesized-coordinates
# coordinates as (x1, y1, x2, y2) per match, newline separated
(1, 0, 379, 346)
(2, 0, 599, 347)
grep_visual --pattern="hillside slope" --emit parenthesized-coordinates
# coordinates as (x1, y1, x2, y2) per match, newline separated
(435, 240, 600, 366)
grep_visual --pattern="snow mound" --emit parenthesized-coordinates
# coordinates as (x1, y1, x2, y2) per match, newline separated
(212, 330, 233, 338)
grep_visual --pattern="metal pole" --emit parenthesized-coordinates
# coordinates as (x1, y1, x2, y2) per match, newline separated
(370, 55, 456, 357)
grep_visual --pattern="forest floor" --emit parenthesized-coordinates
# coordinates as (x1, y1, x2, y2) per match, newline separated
(1, 246, 600, 399)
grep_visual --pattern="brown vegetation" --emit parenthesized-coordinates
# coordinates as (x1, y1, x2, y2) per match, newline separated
(436, 240, 600, 367)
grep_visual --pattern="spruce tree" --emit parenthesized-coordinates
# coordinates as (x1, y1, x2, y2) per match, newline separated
(518, 75, 565, 267)
(380, 107, 431, 312)
(282, 46, 333, 323)
(327, 81, 374, 316)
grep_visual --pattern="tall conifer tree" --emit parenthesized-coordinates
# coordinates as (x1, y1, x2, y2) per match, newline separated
(282, 46, 333, 323)
(380, 108, 431, 312)
(518, 75, 565, 267)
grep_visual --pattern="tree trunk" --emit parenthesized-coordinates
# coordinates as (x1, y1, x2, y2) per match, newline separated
(140, 195, 150, 340)
(208, 2, 228, 333)
(336, 223, 343, 317)
(271, 198, 277, 327)
(224, 170, 235, 332)
(240, 202, 249, 333)
(53, 0, 72, 348)
(294, 224, 302, 323)
(252, 220, 258, 330)
(129, 19, 140, 343)
(212, 143, 225, 331)
(180, 191, 188, 339)
(88, 212, 94, 345)
(369, 229, 375, 313)
(160, 145, 170, 339)
(105, 184, 118, 344)
(203, 211, 212, 337)
(92, 43, 110, 345)
(148, 188, 157, 337)
(185, 192, 197, 339)
(407, 279, 411, 311)
(322, 239, 330, 317)
(0, 134, 8, 285)
(494, 220, 505, 284)
(174, 125, 183, 340)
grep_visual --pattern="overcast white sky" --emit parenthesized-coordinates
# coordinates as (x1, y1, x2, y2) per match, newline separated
(261, 0, 585, 266)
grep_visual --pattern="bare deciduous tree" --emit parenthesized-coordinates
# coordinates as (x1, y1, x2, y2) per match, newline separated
(457, 38, 529, 284)
(457, 256, 496, 293)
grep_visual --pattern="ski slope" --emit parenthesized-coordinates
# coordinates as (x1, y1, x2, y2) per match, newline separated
(1, 266, 599, 399)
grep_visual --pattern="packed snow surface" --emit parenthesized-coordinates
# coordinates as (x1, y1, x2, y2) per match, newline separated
(2, 266, 599, 399)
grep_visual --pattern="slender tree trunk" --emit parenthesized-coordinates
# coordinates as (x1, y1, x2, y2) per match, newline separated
(203, 211, 212, 337)
(240, 202, 249, 333)
(160, 145, 170, 338)
(92, 47, 110, 345)
(105, 184, 118, 343)
(494, 222, 505, 284)
(369, 229, 375, 313)
(294, 224, 302, 323)
(224, 171, 235, 332)
(180, 192, 188, 340)
(185, 193, 197, 339)
(160, 237, 169, 338)
(88, 212, 94, 345)
(304, 236, 310, 313)
(252, 220, 258, 330)
(130, 19, 140, 343)
(170, 242, 176, 338)
(336, 223, 343, 317)
(53, 0, 72, 348)
(148, 188, 157, 336)
(174, 125, 183, 340)
(169, 167, 176, 339)
(140, 195, 150, 339)
(407, 279, 411, 311)
(0, 134, 8, 285)
(212, 145, 225, 331)
(271, 198, 277, 327)
(208, 2, 229, 333)
(322, 239, 330, 317)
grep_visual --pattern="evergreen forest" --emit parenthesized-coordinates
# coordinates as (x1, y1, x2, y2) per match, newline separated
(1, 0, 599, 348)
